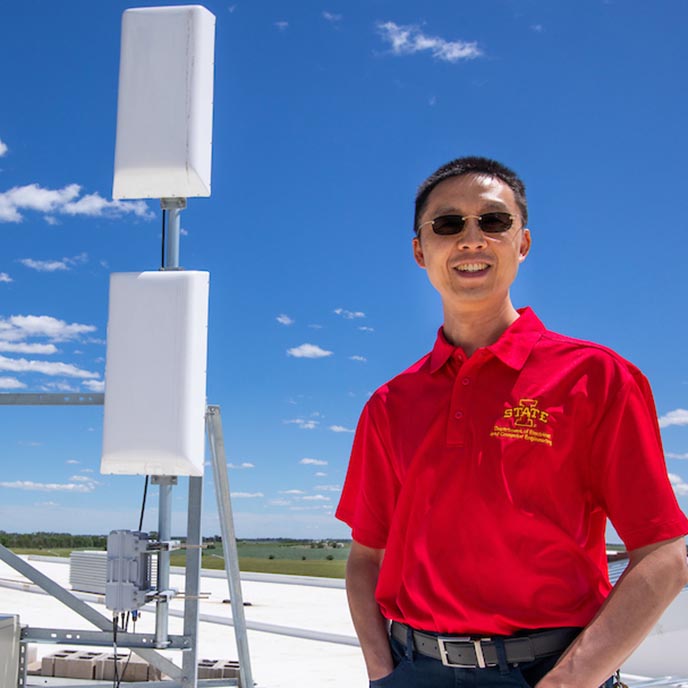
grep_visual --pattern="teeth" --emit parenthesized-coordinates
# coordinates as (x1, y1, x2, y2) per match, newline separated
(456, 263, 489, 272)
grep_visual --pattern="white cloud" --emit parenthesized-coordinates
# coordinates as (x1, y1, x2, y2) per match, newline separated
(300, 457, 328, 466)
(0, 315, 96, 342)
(323, 11, 342, 23)
(0, 342, 57, 354)
(274, 21, 289, 31)
(349, 355, 367, 362)
(0, 480, 96, 493)
(334, 308, 365, 320)
(19, 253, 87, 273)
(358, 326, 374, 332)
(0, 376, 26, 389)
(62, 193, 152, 219)
(666, 452, 688, 460)
(668, 473, 688, 496)
(19, 258, 69, 272)
(531, 24, 544, 32)
(308, 324, 323, 329)
(287, 343, 333, 358)
(0, 139, 7, 157)
(329, 425, 354, 433)
(284, 418, 319, 430)
(268, 499, 291, 506)
(0, 183, 153, 223)
(376, 21, 481, 63)
(314, 471, 327, 477)
(228, 462, 255, 469)
(0, 183, 79, 222)
(35, 501, 59, 508)
(44, 216, 60, 226)
(658, 409, 688, 428)
(0, 354, 99, 379)
(276, 314, 294, 326)
(231, 492, 264, 498)
(82, 380, 105, 392)
(302, 494, 330, 501)
(69, 475, 99, 486)
(0, 273, 12, 283)
(42, 382, 80, 392)
(315, 484, 341, 492)
(66, 459, 80, 465)
(280, 489, 305, 495)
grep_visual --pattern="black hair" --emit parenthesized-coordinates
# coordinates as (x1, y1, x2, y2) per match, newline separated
(414, 156, 528, 233)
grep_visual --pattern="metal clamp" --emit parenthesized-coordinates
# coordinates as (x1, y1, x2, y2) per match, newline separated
(437, 636, 490, 668)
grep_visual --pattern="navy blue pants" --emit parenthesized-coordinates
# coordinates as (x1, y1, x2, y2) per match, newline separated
(369, 632, 615, 688)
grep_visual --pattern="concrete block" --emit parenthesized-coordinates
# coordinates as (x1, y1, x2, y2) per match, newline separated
(26, 660, 43, 676)
(52, 650, 80, 677)
(219, 660, 241, 679)
(66, 652, 104, 680)
(95, 653, 129, 681)
(40, 654, 55, 677)
(197, 658, 223, 679)
(148, 662, 162, 681)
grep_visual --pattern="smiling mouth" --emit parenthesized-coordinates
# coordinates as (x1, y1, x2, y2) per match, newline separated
(455, 262, 490, 273)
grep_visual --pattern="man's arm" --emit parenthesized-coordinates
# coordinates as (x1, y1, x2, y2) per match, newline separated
(346, 540, 394, 681)
(537, 536, 688, 688)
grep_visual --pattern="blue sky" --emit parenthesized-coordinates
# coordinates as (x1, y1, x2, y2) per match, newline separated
(1, 0, 687, 539)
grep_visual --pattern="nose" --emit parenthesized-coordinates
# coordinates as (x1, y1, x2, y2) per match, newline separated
(458, 217, 487, 249)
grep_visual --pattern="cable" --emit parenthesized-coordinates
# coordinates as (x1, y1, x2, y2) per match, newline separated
(117, 612, 137, 687)
(138, 475, 149, 532)
(112, 617, 119, 688)
(161, 208, 166, 268)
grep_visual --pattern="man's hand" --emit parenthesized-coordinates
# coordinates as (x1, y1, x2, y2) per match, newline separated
(346, 540, 394, 681)
(535, 536, 688, 688)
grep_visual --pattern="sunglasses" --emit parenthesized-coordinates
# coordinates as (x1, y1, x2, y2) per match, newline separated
(417, 212, 515, 236)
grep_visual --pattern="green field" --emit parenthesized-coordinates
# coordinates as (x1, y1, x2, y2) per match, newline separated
(172, 541, 350, 578)
(12, 540, 351, 579)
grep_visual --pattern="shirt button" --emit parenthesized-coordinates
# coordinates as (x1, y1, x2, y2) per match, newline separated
(454, 411, 463, 419)
(462, 377, 471, 386)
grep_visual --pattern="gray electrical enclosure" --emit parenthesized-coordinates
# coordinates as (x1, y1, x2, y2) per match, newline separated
(106, 530, 154, 613)
(0, 615, 20, 687)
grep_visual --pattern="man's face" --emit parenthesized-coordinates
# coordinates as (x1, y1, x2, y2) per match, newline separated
(413, 173, 531, 311)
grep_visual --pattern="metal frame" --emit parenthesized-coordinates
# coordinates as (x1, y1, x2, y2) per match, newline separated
(0, 394, 253, 688)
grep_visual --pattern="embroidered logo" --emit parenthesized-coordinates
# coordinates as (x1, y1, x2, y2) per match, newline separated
(490, 398, 553, 446)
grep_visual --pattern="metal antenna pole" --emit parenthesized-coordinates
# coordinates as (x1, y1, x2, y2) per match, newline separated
(161, 197, 187, 270)
(206, 406, 254, 688)
(153, 196, 188, 648)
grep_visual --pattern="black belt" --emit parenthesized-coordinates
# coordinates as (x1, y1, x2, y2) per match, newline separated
(391, 621, 580, 669)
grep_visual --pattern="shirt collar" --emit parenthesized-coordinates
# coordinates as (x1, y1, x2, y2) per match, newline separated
(429, 307, 545, 374)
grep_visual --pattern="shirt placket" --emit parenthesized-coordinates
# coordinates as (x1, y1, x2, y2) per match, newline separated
(446, 350, 478, 446)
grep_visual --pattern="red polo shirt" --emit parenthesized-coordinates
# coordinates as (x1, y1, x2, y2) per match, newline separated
(336, 308, 688, 635)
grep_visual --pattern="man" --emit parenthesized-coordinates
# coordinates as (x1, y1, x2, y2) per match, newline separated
(335, 157, 688, 688)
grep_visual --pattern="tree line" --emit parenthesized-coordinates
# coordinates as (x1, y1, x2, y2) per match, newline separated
(0, 531, 107, 549)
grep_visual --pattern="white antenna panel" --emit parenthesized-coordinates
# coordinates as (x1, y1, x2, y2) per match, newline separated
(101, 271, 210, 477)
(112, 6, 215, 200)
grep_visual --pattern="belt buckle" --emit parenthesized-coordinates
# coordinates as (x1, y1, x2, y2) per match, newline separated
(436, 636, 488, 668)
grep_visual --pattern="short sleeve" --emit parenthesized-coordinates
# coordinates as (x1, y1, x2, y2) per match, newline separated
(335, 395, 401, 548)
(590, 370, 688, 551)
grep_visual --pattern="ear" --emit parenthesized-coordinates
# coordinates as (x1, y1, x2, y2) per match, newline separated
(413, 236, 426, 268)
(518, 228, 531, 263)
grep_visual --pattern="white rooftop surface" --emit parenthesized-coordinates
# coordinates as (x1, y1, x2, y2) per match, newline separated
(0, 555, 365, 688)
(1, 555, 687, 687)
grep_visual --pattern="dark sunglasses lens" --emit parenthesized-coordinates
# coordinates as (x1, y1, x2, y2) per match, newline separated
(479, 212, 513, 232)
(432, 216, 465, 235)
